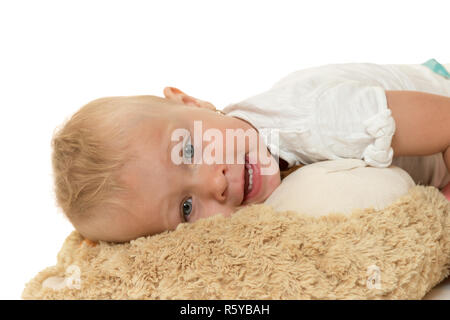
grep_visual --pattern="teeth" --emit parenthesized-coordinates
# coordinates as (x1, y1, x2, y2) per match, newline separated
(247, 166, 253, 191)
(245, 158, 254, 193)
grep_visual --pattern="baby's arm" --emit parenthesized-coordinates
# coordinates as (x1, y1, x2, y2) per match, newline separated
(387, 90, 450, 173)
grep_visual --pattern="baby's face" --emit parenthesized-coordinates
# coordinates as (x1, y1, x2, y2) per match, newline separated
(106, 95, 281, 241)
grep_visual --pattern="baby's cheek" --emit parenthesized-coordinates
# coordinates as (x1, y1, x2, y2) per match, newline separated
(201, 206, 235, 220)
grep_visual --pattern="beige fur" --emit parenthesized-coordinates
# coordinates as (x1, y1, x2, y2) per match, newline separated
(23, 185, 449, 299)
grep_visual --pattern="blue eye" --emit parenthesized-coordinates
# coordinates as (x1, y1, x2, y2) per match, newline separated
(183, 142, 194, 160)
(181, 197, 193, 221)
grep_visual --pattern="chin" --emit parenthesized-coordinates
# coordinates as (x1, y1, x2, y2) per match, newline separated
(263, 171, 281, 200)
(252, 170, 281, 205)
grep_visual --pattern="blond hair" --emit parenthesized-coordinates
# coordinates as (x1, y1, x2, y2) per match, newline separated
(51, 95, 169, 240)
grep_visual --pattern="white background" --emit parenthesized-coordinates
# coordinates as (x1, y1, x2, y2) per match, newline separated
(0, 0, 448, 299)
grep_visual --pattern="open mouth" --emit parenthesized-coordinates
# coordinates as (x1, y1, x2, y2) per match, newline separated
(242, 153, 261, 204)
(243, 156, 253, 198)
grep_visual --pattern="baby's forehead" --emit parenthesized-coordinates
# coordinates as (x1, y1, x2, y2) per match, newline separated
(124, 111, 173, 157)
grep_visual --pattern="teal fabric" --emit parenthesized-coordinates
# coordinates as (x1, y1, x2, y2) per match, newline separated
(422, 58, 450, 79)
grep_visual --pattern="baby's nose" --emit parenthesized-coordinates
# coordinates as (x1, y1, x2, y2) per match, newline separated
(203, 164, 228, 202)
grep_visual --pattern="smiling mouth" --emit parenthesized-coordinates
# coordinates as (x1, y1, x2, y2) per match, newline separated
(241, 153, 259, 205)
(240, 154, 248, 205)
(243, 158, 252, 197)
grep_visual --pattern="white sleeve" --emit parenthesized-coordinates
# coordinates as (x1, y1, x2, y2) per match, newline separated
(314, 81, 396, 168)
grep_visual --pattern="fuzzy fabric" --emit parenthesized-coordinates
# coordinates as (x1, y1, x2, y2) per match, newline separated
(23, 185, 449, 300)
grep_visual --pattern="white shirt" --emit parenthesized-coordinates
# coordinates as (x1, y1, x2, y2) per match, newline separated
(222, 63, 450, 188)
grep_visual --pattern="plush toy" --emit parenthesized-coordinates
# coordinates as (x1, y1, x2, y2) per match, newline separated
(265, 159, 415, 217)
(23, 160, 449, 299)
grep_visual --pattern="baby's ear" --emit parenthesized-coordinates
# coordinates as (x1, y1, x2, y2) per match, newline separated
(163, 87, 216, 111)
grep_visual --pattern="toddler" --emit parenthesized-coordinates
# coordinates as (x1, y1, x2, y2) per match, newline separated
(52, 60, 450, 243)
